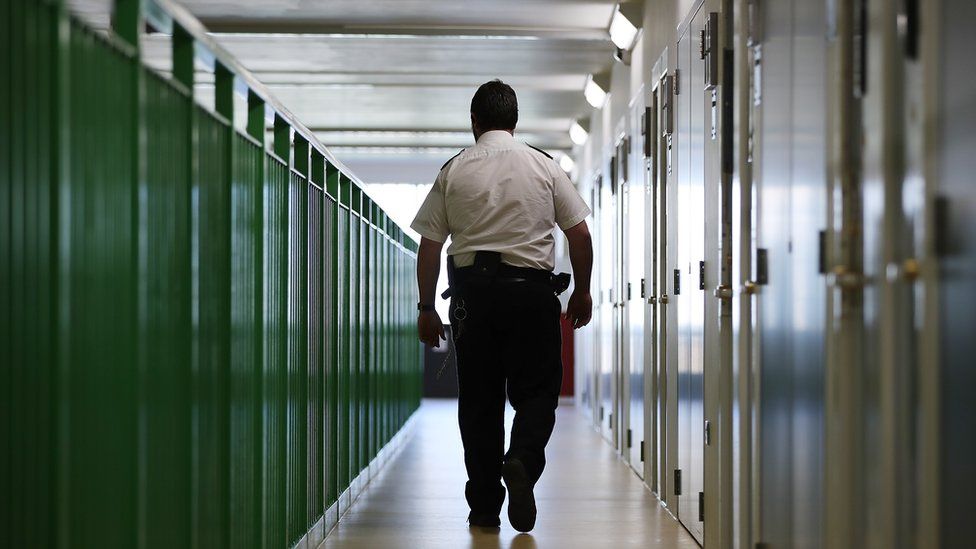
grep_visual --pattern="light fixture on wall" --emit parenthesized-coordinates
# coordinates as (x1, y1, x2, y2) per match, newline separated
(609, 3, 641, 50)
(570, 120, 590, 146)
(584, 71, 610, 108)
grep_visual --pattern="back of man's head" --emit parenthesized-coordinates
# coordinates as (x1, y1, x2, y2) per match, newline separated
(470, 80, 519, 132)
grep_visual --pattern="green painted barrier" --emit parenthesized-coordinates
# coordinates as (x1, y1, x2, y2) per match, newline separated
(1, 1, 423, 547)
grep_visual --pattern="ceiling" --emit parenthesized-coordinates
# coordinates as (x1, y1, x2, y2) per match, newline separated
(67, 0, 623, 183)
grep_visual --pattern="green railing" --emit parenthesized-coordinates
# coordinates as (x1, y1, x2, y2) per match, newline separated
(1, 0, 423, 547)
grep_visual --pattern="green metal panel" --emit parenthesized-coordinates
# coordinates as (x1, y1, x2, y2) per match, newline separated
(1, 1, 11, 540)
(140, 67, 193, 548)
(230, 131, 263, 549)
(369, 215, 378, 461)
(306, 149, 323, 530)
(337, 177, 351, 494)
(362, 209, 372, 466)
(286, 167, 309, 544)
(263, 153, 289, 548)
(307, 178, 323, 526)
(381, 230, 386, 445)
(192, 105, 231, 549)
(3, 1, 58, 546)
(66, 21, 140, 548)
(349, 204, 360, 478)
(2, 2, 424, 546)
(325, 165, 340, 507)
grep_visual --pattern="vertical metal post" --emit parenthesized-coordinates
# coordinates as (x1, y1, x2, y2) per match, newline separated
(112, 0, 140, 49)
(273, 114, 290, 163)
(247, 90, 265, 144)
(294, 135, 309, 178)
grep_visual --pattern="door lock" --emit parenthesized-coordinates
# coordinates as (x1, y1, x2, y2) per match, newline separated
(713, 285, 733, 300)
(903, 258, 920, 281)
(886, 258, 920, 283)
(826, 265, 865, 289)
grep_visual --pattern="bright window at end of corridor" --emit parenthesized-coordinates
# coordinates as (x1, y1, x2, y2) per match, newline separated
(366, 183, 451, 321)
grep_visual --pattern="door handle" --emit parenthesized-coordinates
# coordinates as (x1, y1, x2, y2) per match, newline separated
(886, 258, 920, 283)
(826, 265, 865, 289)
(743, 281, 759, 295)
(713, 285, 733, 299)
(659, 294, 670, 304)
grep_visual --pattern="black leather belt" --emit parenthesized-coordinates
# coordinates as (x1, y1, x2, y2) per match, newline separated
(442, 252, 569, 299)
(470, 264, 552, 284)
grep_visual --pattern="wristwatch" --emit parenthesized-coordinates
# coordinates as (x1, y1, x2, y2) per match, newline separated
(417, 303, 435, 312)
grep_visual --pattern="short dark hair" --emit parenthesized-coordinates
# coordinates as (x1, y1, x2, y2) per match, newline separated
(470, 79, 518, 131)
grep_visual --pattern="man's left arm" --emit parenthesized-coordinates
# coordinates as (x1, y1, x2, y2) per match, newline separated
(416, 237, 446, 348)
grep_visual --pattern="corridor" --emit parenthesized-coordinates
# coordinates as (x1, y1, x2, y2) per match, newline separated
(5, 0, 976, 548)
(323, 400, 697, 549)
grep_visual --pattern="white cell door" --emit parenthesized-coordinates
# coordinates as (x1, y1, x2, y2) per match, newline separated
(675, 8, 707, 544)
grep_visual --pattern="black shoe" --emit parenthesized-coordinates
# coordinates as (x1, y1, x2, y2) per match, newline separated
(502, 458, 537, 533)
(468, 511, 501, 528)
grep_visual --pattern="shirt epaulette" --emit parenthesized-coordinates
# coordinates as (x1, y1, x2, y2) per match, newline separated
(441, 149, 465, 172)
(526, 144, 554, 160)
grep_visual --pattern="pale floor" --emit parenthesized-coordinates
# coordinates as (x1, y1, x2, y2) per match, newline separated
(321, 399, 699, 549)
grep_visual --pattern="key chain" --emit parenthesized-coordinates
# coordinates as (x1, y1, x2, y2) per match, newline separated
(436, 298, 468, 381)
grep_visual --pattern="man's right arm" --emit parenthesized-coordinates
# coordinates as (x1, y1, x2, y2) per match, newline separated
(563, 220, 593, 329)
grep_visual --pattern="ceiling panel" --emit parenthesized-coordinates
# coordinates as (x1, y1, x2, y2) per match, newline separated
(67, 0, 621, 178)
(182, 0, 617, 36)
(197, 33, 610, 76)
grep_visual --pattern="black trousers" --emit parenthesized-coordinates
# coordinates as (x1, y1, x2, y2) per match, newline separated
(449, 278, 563, 517)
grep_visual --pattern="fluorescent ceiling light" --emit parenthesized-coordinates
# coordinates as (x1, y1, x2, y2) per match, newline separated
(584, 74, 608, 108)
(559, 155, 576, 173)
(609, 5, 640, 50)
(570, 121, 589, 146)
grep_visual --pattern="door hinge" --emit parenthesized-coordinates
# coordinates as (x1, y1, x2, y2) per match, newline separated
(704, 419, 711, 445)
(674, 269, 681, 295)
(818, 230, 827, 274)
(643, 107, 653, 157)
(747, 0, 763, 46)
(609, 412, 614, 429)
(935, 195, 949, 257)
(662, 74, 675, 135)
(698, 491, 705, 522)
(674, 69, 680, 95)
(640, 278, 646, 298)
(902, 0, 919, 59)
(627, 429, 632, 448)
(627, 282, 632, 300)
(704, 12, 719, 89)
(674, 469, 682, 496)
(756, 248, 769, 285)
(699, 260, 706, 290)
(600, 406, 605, 421)
(640, 440, 645, 462)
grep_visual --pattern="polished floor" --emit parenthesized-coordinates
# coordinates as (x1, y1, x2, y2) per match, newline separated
(321, 399, 698, 549)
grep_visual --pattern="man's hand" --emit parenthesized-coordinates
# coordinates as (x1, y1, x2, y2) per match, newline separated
(563, 220, 593, 329)
(418, 310, 447, 348)
(566, 290, 592, 329)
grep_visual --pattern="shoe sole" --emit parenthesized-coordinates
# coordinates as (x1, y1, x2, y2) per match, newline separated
(502, 459, 536, 533)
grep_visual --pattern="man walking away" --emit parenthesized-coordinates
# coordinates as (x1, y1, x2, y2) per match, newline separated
(411, 80, 594, 533)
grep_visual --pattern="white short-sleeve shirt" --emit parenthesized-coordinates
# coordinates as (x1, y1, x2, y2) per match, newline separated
(410, 130, 591, 271)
